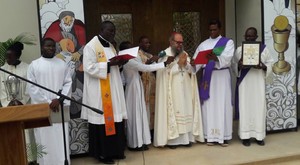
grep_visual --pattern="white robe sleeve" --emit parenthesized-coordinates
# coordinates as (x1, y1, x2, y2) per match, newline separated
(61, 66, 72, 105)
(27, 64, 52, 104)
(125, 58, 165, 72)
(193, 43, 205, 73)
(215, 39, 235, 69)
(232, 47, 242, 77)
(83, 44, 108, 79)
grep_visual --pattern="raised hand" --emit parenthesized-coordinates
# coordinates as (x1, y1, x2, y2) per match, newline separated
(190, 58, 195, 66)
(178, 52, 188, 67)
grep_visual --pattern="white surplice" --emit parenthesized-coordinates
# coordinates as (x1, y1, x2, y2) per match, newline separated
(154, 47, 204, 147)
(194, 35, 234, 144)
(233, 46, 273, 140)
(27, 56, 72, 165)
(0, 62, 30, 107)
(81, 36, 127, 125)
(123, 56, 165, 148)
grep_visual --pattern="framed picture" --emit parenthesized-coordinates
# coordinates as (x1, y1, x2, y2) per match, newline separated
(241, 41, 261, 66)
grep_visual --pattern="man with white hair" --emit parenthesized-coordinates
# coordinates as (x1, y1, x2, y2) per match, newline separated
(43, 10, 86, 63)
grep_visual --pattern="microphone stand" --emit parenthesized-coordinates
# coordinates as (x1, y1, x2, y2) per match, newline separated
(57, 90, 67, 165)
(0, 67, 103, 165)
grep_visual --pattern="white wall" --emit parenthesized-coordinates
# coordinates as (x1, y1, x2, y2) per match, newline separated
(0, 0, 41, 64)
(225, 0, 236, 43)
(235, 0, 262, 47)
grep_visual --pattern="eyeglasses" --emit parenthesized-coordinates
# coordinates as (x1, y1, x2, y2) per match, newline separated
(172, 39, 183, 45)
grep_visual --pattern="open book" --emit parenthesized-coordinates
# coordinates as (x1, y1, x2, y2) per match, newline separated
(110, 46, 139, 61)
(194, 49, 212, 64)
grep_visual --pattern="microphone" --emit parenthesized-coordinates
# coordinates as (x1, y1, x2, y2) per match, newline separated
(158, 50, 166, 58)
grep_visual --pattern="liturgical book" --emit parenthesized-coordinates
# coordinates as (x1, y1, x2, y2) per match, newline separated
(194, 49, 213, 64)
(110, 46, 139, 61)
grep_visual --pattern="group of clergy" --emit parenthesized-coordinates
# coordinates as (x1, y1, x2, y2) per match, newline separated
(81, 20, 272, 164)
(0, 19, 272, 165)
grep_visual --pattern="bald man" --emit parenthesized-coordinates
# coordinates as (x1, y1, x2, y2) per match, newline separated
(154, 32, 204, 148)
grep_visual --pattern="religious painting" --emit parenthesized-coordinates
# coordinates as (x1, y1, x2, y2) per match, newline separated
(263, 0, 297, 131)
(37, 0, 88, 155)
(241, 41, 261, 66)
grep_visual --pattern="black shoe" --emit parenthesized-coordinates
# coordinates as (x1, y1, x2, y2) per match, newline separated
(183, 142, 192, 147)
(256, 140, 265, 146)
(114, 155, 126, 159)
(128, 147, 137, 151)
(142, 145, 149, 150)
(167, 145, 177, 149)
(242, 139, 251, 147)
(128, 146, 148, 151)
(99, 157, 115, 164)
(220, 140, 229, 147)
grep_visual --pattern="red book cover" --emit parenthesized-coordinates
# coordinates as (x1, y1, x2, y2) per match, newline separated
(110, 46, 139, 61)
(194, 49, 213, 64)
(110, 54, 136, 61)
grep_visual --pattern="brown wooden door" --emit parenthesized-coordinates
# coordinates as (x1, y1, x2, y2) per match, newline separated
(84, 0, 225, 55)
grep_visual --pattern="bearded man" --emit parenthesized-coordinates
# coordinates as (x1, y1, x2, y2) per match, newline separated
(153, 32, 204, 148)
(43, 10, 86, 62)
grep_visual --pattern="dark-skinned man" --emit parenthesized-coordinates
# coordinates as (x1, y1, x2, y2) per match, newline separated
(193, 19, 234, 147)
(27, 38, 72, 164)
(233, 27, 273, 147)
(81, 21, 128, 164)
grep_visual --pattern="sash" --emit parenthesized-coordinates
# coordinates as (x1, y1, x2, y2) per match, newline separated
(95, 39, 116, 136)
(234, 44, 266, 119)
(199, 37, 229, 102)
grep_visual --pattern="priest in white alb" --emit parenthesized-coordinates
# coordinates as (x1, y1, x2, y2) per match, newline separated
(81, 21, 128, 164)
(232, 27, 273, 146)
(27, 38, 72, 165)
(154, 32, 204, 148)
(193, 19, 234, 146)
(120, 41, 174, 151)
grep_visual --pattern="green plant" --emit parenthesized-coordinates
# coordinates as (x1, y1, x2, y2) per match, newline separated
(26, 143, 47, 164)
(0, 32, 37, 66)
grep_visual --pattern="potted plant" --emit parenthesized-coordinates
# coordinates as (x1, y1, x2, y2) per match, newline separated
(0, 32, 36, 66)
(26, 142, 47, 165)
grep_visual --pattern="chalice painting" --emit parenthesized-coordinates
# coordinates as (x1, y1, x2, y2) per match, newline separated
(271, 15, 291, 74)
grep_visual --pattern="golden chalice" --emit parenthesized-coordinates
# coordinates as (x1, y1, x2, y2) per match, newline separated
(271, 15, 291, 74)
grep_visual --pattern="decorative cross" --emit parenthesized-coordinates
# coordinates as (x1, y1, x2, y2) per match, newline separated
(179, 68, 184, 76)
(202, 81, 208, 90)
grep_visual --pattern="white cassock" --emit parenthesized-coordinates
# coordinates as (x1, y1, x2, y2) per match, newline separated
(194, 35, 234, 144)
(123, 56, 165, 148)
(0, 62, 30, 107)
(233, 46, 273, 140)
(154, 47, 204, 147)
(81, 36, 127, 125)
(27, 57, 72, 165)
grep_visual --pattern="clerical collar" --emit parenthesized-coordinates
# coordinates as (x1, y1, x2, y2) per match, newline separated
(98, 35, 110, 47)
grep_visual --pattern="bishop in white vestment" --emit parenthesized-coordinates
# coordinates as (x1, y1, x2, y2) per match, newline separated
(154, 32, 204, 148)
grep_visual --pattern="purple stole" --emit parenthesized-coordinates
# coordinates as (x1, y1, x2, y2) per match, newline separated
(199, 37, 229, 102)
(234, 44, 266, 119)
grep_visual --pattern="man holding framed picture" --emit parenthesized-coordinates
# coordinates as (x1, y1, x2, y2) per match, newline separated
(233, 27, 273, 147)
